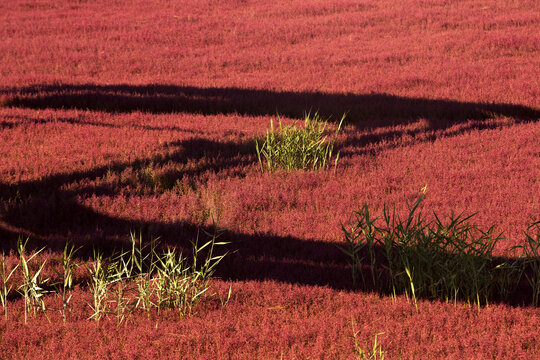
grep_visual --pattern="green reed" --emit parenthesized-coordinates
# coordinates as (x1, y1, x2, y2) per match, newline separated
(339, 189, 537, 307)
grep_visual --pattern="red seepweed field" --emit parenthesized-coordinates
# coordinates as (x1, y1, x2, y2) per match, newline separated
(0, 0, 539, 358)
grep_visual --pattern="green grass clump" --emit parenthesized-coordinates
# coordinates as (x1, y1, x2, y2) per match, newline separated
(87, 251, 114, 323)
(52, 242, 80, 322)
(16, 238, 49, 324)
(0, 226, 229, 325)
(86, 227, 229, 325)
(256, 111, 345, 172)
(338, 188, 538, 307)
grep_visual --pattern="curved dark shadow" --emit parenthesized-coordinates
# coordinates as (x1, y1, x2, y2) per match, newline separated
(2, 84, 538, 130)
(0, 133, 536, 307)
(0, 135, 353, 291)
(1, 84, 538, 306)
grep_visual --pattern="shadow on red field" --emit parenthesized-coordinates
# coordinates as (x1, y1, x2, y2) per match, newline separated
(0, 136, 355, 295)
(2, 83, 539, 129)
(1, 84, 538, 306)
(0, 131, 537, 307)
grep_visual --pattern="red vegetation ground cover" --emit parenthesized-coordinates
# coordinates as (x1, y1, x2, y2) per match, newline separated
(0, 0, 539, 358)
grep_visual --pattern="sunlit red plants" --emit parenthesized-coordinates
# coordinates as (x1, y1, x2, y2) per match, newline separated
(0, 0, 539, 358)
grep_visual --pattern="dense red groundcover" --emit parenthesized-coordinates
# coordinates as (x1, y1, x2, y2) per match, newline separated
(0, 0, 539, 358)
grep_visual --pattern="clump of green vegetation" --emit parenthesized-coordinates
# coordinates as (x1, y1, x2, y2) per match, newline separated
(339, 188, 538, 307)
(1, 227, 228, 325)
(256, 111, 345, 172)
(52, 242, 80, 322)
(87, 250, 114, 323)
(152, 228, 228, 317)
(86, 227, 229, 325)
(16, 238, 49, 324)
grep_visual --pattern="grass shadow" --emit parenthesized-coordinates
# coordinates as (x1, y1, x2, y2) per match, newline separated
(2, 84, 538, 130)
(0, 135, 536, 307)
(1, 84, 538, 306)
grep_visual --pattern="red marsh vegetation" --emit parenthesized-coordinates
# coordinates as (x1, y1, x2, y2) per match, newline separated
(0, 0, 539, 358)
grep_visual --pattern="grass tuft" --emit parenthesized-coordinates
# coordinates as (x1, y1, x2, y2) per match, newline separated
(84, 227, 229, 325)
(52, 242, 80, 322)
(256, 111, 345, 172)
(87, 250, 115, 323)
(16, 238, 49, 324)
(339, 189, 539, 307)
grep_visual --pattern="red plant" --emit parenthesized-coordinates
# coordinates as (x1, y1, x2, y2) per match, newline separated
(0, 0, 538, 358)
